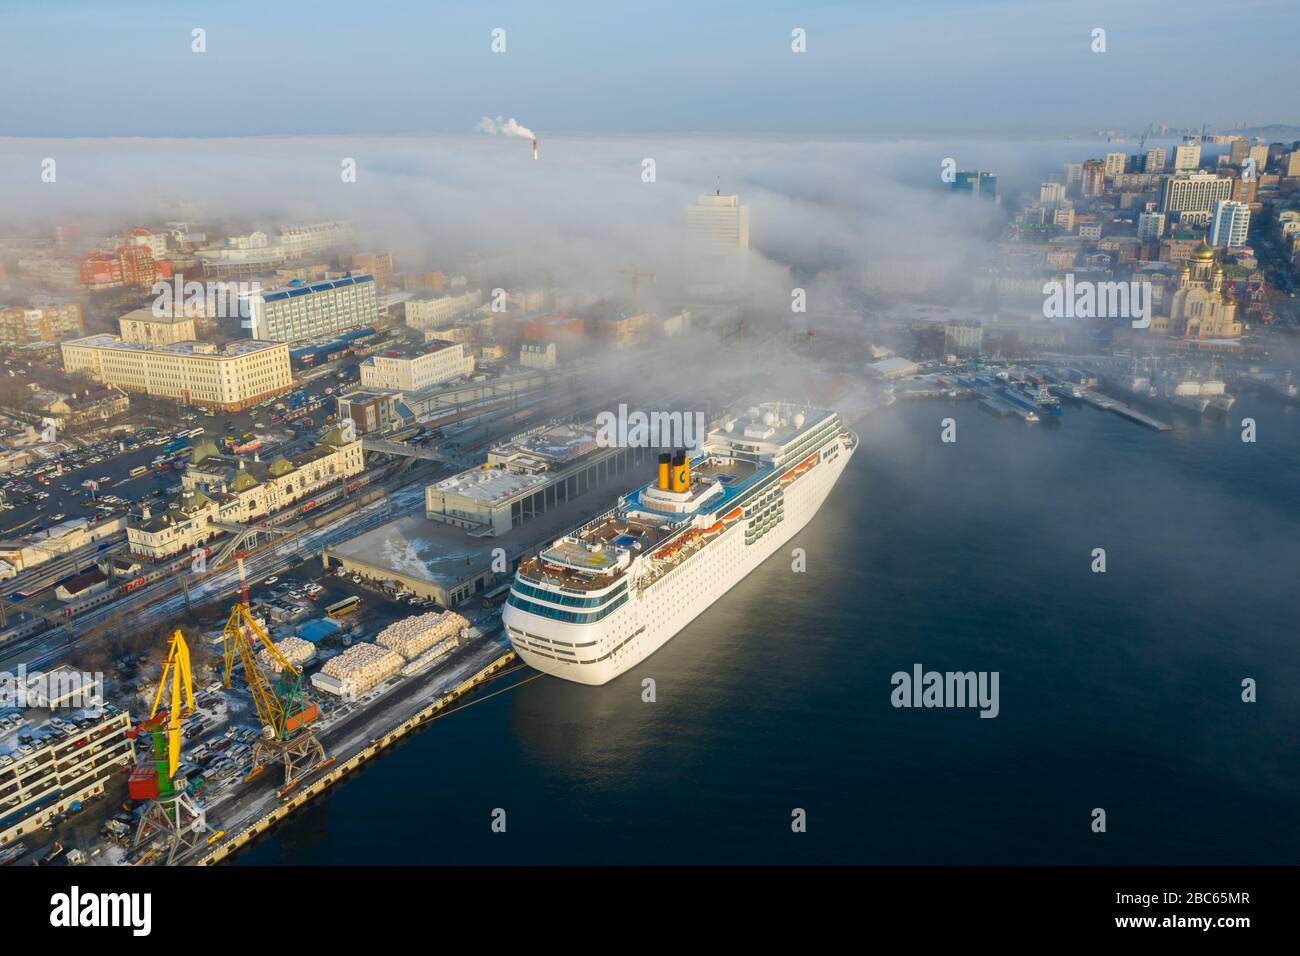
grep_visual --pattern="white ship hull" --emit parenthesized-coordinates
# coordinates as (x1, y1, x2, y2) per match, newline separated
(504, 430, 855, 685)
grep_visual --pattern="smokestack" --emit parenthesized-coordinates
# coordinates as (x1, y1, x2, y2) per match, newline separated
(670, 451, 690, 493)
(657, 453, 671, 490)
(533, 139, 539, 161)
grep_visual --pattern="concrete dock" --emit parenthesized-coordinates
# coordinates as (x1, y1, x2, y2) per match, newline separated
(190, 645, 520, 866)
(1077, 389, 1171, 431)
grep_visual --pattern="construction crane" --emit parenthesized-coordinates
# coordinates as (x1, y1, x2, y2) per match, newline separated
(615, 265, 656, 299)
(1137, 122, 1155, 157)
(222, 601, 330, 795)
(130, 629, 217, 864)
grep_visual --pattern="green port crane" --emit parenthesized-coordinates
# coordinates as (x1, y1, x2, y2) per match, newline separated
(222, 601, 332, 795)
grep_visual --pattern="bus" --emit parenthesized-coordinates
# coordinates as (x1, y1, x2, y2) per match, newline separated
(325, 596, 362, 619)
(129, 466, 149, 478)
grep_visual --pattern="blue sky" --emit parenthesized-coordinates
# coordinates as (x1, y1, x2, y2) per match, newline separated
(1, 0, 1296, 137)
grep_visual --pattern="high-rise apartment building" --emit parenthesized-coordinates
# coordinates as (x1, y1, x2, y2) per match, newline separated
(1144, 147, 1167, 173)
(1138, 211, 1167, 241)
(1104, 152, 1127, 178)
(1081, 160, 1106, 197)
(1209, 200, 1251, 248)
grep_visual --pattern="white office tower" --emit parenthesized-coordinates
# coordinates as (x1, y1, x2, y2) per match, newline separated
(1209, 200, 1251, 248)
(1173, 142, 1202, 172)
(1039, 182, 1067, 207)
(687, 193, 750, 251)
(502, 403, 857, 685)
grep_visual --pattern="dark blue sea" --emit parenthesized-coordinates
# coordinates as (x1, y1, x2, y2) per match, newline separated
(237, 395, 1300, 864)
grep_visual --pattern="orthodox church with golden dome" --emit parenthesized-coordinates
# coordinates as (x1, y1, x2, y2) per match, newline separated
(1149, 241, 1243, 339)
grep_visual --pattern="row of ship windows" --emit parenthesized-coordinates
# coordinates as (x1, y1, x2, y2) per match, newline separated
(512, 579, 627, 609)
(507, 592, 628, 624)
(511, 625, 645, 664)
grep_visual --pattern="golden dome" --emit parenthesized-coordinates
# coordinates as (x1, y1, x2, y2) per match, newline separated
(1191, 240, 1214, 261)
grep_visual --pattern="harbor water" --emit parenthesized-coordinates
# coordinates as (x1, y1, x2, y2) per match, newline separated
(237, 396, 1300, 864)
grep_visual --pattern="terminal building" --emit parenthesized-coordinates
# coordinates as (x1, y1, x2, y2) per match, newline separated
(329, 420, 654, 606)
(127, 426, 364, 560)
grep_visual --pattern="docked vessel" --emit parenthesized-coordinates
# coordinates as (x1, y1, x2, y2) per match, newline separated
(501, 403, 857, 685)
(1160, 373, 1211, 414)
(1198, 377, 1235, 413)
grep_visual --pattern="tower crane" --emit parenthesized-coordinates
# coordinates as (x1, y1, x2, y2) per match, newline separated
(130, 630, 218, 864)
(222, 601, 331, 796)
(615, 265, 656, 299)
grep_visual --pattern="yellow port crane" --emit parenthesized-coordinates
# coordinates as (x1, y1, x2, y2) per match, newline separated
(151, 628, 193, 778)
(222, 601, 331, 795)
(131, 630, 216, 865)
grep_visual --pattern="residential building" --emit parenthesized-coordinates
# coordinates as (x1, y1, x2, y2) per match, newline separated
(48, 386, 130, 426)
(520, 341, 557, 368)
(340, 252, 395, 289)
(402, 288, 483, 331)
(0, 711, 134, 846)
(336, 387, 410, 435)
(1137, 211, 1167, 241)
(1081, 160, 1106, 197)
(117, 307, 197, 347)
(0, 303, 83, 344)
(1209, 200, 1251, 249)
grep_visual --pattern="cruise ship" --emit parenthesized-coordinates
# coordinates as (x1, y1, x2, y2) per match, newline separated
(502, 402, 857, 684)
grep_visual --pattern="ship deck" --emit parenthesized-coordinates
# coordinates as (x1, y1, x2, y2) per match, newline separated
(518, 457, 762, 592)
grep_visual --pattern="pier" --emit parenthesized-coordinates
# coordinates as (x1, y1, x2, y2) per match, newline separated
(192, 650, 519, 866)
(1077, 389, 1171, 431)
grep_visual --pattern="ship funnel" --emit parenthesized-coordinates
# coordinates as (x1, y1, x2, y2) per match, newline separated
(670, 450, 690, 493)
(657, 453, 671, 490)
